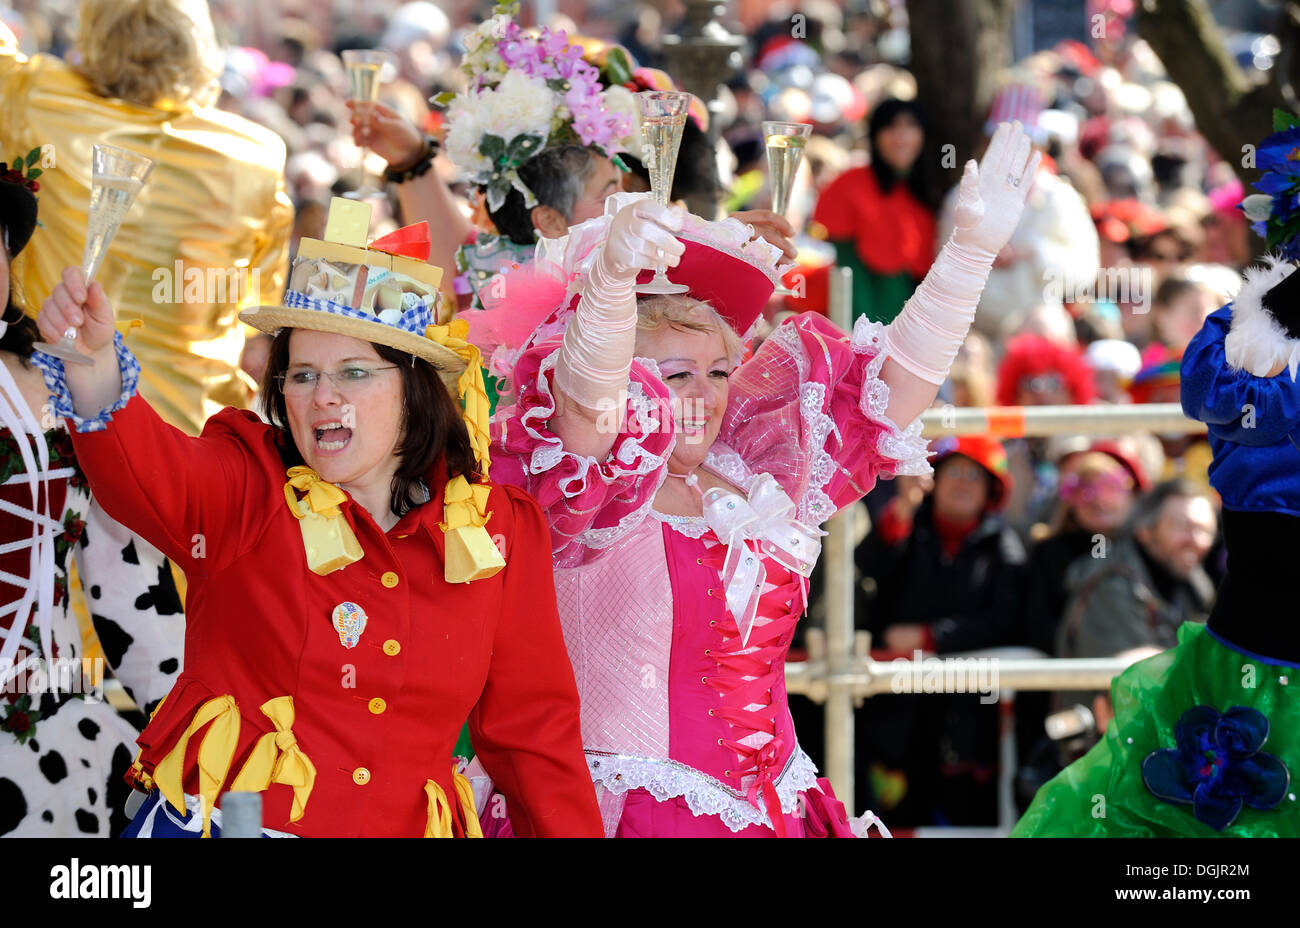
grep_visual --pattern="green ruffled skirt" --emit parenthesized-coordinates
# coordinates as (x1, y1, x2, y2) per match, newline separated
(1013, 622, 1299, 837)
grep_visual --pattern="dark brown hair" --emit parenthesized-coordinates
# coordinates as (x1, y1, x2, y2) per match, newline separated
(260, 329, 479, 518)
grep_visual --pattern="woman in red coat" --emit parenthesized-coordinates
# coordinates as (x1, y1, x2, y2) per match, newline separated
(32, 239, 603, 837)
(808, 98, 937, 325)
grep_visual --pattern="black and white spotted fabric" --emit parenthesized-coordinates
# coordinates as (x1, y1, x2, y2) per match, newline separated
(1, 425, 185, 837)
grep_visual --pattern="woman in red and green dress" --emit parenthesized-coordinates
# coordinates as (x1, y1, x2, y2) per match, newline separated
(808, 98, 937, 325)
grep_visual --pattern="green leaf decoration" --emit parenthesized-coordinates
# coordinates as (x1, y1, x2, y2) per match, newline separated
(479, 134, 507, 162)
(429, 91, 456, 109)
(24, 148, 40, 167)
(26, 168, 41, 180)
(604, 47, 635, 87)
(505, 133, 541, 165)
(1274, 108, 1300, 133)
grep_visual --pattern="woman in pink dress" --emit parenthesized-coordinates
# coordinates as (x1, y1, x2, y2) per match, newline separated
(478, 122, 1041, 837)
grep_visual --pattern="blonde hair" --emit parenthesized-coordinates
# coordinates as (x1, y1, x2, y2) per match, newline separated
(75, 0, 221, 107)
(635, 294, 744, 367)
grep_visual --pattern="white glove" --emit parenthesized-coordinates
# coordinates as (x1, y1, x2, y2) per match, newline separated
(884, 122, 1042, 385)
(555, 200, 685, 410)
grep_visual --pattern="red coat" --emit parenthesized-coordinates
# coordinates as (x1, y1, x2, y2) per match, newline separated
(71, 396, 603, 837)
(812, 165, 936, 280)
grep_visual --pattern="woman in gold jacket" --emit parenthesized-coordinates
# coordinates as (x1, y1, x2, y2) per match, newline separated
(0, 0, 292, 436)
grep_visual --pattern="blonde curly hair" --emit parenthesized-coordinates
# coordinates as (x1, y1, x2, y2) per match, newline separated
(74, 0, 221, 107)
(635, 294, 744, 367)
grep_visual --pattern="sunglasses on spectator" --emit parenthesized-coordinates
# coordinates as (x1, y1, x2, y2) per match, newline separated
(1059, 470, 1134, 503)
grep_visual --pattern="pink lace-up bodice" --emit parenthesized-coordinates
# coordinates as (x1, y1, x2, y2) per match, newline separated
(491, 312, 931, 834)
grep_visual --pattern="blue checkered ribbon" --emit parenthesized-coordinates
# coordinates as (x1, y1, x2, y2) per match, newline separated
(32, 331, 142, 433)
(280, 290, 436, 338)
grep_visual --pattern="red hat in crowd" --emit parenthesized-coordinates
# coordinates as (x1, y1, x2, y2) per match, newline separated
(1062, 439, 1151, 492)
(1090, 198, 1168, 245)
(931, 435, 1014, 510)
(995, 335, 1097, 407)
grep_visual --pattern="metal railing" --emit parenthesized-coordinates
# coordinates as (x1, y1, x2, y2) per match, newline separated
(811, 265, 1207, 828)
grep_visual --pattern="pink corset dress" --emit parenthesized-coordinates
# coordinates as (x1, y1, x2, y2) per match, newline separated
(490, 312, 930, 836)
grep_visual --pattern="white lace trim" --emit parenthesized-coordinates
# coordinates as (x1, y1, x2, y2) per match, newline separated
(522, 350, 670, 497)
(649, 509, 710, 538)
(578, 486, 664, 550)
(704, 443, 756, 493)
(761, 321, 840, 525)
(585, 747, 821, 833)
(853, 316, 932, 477)
(647, 444, 756, 538)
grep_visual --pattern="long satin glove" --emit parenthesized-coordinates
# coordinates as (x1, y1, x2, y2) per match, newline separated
(884, 121, 1043, 385)
(554, 199, 685, 410)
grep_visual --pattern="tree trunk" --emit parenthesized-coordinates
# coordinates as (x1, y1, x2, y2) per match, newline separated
(1135, 0, 1285, 185)
(906, 0, 1018, 205)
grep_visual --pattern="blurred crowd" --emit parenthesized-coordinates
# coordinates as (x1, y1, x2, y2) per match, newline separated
(0, 0, 1267, 830)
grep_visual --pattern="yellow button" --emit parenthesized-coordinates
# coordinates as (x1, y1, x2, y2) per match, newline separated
(382, 639, 401, 656)
(352, 767, 370, 786)
(368, 697, 387, 715)
(381, 571, 400, 588)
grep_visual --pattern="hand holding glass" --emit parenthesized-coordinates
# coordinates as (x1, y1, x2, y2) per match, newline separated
(762, 121, 812, 297)
(36, 144, 153, 367)
(635, 91, 691, 295)
(342, 50, 389, 200)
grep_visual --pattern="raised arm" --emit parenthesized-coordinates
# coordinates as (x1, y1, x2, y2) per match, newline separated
(882, 122, 1042, 424)
(347, 100, 474, 296)
(547, 199, 684, 459)
(35, 267, 266, 572)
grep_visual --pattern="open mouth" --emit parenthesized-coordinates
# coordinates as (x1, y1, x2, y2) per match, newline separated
(314, 422, 353, 452)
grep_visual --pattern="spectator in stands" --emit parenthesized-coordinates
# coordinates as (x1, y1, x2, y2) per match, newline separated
(855, 436, 1025, 826)
(1150, 274, 1220, 355)
(1014, 439, 1148, 808)
(1049, 478, 1217, 761)
(939, 85, 1099, 341)
(808, 97, 936, 325)
(995, 333, 1097, 532)
(1057, 478, 1216, 661)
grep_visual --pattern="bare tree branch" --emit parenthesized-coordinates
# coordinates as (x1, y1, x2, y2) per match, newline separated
(1136, 0, 1285, 184)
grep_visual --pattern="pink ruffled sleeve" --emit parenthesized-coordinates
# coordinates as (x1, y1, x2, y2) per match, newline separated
(490, 338, 674, 567)
(719, 312, 931, 525)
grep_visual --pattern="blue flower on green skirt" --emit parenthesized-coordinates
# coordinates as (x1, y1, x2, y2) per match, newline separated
(1141, 706, 1290, 831)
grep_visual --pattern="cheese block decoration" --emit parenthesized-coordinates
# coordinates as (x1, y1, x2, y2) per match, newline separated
(296, 497, 365, 575)
(287, 199, 444, 320)
(322, 196, 373, 247)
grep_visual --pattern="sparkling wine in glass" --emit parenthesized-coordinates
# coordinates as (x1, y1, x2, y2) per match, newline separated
(343, 49, 388, 200)
(762, 121, 812, 297)
(36, 144, 153, 367)
(763, 121, 812, 217)
(636, 91, 691, 295)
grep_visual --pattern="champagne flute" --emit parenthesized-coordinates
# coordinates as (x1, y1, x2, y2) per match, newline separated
(36, 144, 153, 367)
(635, 91, 691, 295)
(342, 49, 388, 200)
(762, 121, 812, 297)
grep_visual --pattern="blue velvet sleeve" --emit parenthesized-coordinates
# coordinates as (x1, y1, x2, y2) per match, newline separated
(1181, 305, 1300, 447)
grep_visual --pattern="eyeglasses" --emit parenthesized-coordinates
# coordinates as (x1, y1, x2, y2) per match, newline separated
(276, 365, 399, 395)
